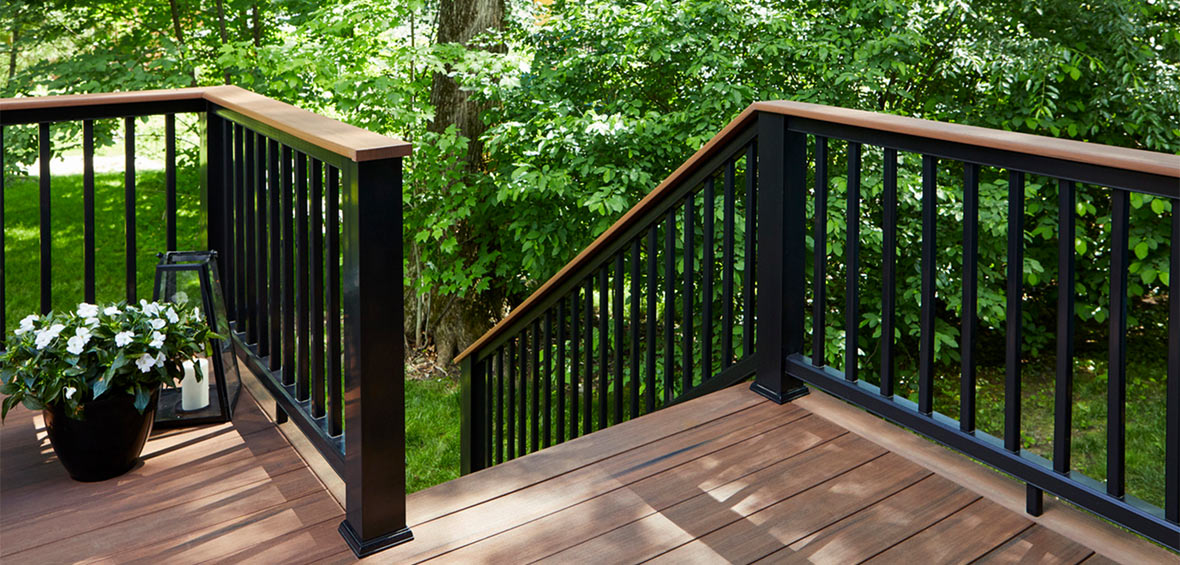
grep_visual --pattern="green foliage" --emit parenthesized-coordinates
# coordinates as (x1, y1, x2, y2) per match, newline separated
(0, 300, 217, 420)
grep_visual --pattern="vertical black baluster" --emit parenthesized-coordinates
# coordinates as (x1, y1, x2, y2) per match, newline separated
(296, 152, 310, 400)
(233, 124, 244, 320)
(1055, 180, 1076, 474)
(0, 128, 4, 340)
(1108, 189, 1129, 497)
(614, 255, 625, 424)
(881, 148, 898, 397)
(519, 328, 528, 456)
(125, 118, 137, 303)
(544, 309, 553, 448)
(556, 300, 566, 444)
(39, 123, 51, 314)
(1167, 200, 1179, 523)
(630, 239, 641, 419)
(281, 145, 295, 385)
(570, 292, 580, 439)
(268, 140, 282, 371)
(496, 346, 504, 463)
(664, 210, 676, 403)
(165, 114, 177, 251)
(507, 338, 516, 460)
(682, 197, 695, 393)
(255, 134, 268, 355)
(703, 178, 715, 384)
(646, 225, 658, 413)
(222, 122, 235, 321)
(845, 142, 861, 382)
(722, 160, 736, 368)
(485, 358, 493, 467)
(584, 277, 593, 433)
(532, 321, 541, 452)
(599, 268, 609, 429)
(311, 159, 326, 417)
(812, 137, 828, 367)
(1005, 170, 1025, 451)
(327, 165, 343, 435)
(82, 120, 95, 304)
(918, 155, 938, 415)
(244, 130, 257, 342)
(960, 163, 980, 429)
(743, 142, 757, 358)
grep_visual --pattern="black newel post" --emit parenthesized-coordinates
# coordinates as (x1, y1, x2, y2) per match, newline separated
(751, 112, 810, 403)
(460, 356, 488, 475)
(338, 156, 414, 557)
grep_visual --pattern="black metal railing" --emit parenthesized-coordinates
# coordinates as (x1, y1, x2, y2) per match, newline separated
(0, 87, 412, 557)
(459, 104, 1179, 550)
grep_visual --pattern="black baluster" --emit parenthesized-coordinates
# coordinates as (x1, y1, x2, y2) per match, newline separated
(584, 277, 593, 433)
(1167, 200, 1179, 523)
(281, 145, 295, 385)
(614, 254, 625, 424)
(268, 139, 282, 371)
(39, 122, 51, 313)
(571, 292, 580, 439)
(327, 165, 343, 435)
(813, 137, 829, 367)
(664, 210, 676, 403)
(722, 159, 736, 368)
(881, 147, 897, 397)
(960, 163, 980, 430)
(244, 130, 257, 342)
(682, 197, 695, 393)
(485, 358, 493, 467)
(165, 114, 177, 251)
(311, 159, 326, 417)
(918, 155, 938, 415)
(1, 128, 5, 342)
(743, 142, 757, 358)
(630, 239, 641, 419)
(507, 337, 516, 460)
(125, 118, 137, 303)
(496, 346, 505, 463)
(255, 133, 269, 353)
(296, 152, 310, 400)
(1005, 170, 1025, 451)
(646, 225, 658, 413)
(520, 327, 528, 455)
(532, 321, 540, 453)
(1108, 189, 1129, 497)
(222, 121, 235, 321)
(556, 300, 566, 444)
(544, 309, 553, 448)
(233, 123, 244, 320)
(599, 268, 609, 429)
(1054, 180, 1076, 473)
(83, 120, 95, 303)
(703, 177, 715, 384)
(845, 142, 861, 382)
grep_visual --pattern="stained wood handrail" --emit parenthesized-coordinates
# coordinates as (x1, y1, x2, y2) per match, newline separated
(454, 100, 1180, 362)
(0, 86, 411, 161)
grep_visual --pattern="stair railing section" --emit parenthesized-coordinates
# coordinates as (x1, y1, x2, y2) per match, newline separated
(762, 102, 1178, 550)
(0, 87, 414, 557)
(454, 111, 794, 473)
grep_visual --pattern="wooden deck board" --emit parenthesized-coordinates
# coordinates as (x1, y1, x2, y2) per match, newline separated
(2, 382, 1171, 564)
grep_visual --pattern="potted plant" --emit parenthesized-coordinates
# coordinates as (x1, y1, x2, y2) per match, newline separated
(0, 300, 217, 481)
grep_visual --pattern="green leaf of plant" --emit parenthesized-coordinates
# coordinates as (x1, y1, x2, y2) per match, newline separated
(1133, 241, 1149, 260)
(134, 387, 150, 413)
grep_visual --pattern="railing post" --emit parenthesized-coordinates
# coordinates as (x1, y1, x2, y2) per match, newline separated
(338, 156, 413, 557)
(751, 112, 810, 403)
(460, 356, 488, 474)
(202, 110, 228, 288)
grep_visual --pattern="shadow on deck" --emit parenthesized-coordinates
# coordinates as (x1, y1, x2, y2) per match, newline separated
(1, 384, 1172, 564)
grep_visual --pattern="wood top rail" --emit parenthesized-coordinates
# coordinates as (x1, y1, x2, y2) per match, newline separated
(0, 86, 411, 161)
(455, 100, 1180, 362)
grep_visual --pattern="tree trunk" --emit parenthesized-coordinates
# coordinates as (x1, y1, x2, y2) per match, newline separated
(251, 2, 262, 47)
(424, 0, 506, 366)
(7, 20, 18, 83)
(215, 0, 230, 84)
(166, 0, 196, 85)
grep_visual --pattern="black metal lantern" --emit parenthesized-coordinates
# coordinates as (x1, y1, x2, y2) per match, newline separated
(152, 251, 241, 427)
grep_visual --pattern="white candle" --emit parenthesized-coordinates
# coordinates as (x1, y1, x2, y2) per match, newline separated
(181, 358, 211, 411)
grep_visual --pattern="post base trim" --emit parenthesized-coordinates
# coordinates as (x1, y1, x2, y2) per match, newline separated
(750, 380, 810, 404)
(339, 520, 413, 558)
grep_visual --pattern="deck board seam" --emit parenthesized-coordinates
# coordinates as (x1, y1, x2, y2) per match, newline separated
(409, 395, 778, 527)
(853, 496, 990, 564)
(409, 415, 835, 564)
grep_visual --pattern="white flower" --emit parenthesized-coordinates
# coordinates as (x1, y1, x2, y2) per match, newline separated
(140, 300, 161, 316)
(165, 308, 180, 324)
(115, 331, 135, 347)
(66, 336, 88, 355)
(150, 318, 167, 330)
(65, 387, 77, 400)
(15, 314, 38, 336)
(155, 352, 166, 367)
(76, 303, 99, 318)
(135, 353, 156, 373)
(76, 326, 92, 339)
(172, 291, 189, 305)
(149, 331, 165, 349)
(34, 324, 65, 350)
(103, 306, 121, 316)
(84, 317, 99, 327)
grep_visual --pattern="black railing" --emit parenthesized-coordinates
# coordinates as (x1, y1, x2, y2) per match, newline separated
(458, 103, 1180, 550)
(0, 87, 412, 557)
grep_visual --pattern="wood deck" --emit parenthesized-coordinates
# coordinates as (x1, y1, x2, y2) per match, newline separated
(2, 384, 1173, 564)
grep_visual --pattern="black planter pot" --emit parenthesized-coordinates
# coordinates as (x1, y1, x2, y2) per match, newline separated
(43, 387, 160, 482)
